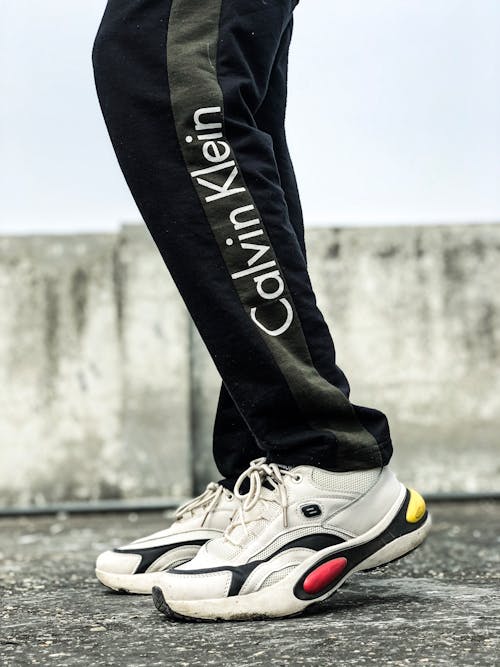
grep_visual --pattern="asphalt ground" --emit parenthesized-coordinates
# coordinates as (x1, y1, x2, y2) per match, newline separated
(0, 502, 499, 666)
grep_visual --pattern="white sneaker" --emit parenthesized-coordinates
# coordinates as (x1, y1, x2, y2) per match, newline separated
(95, 483, 237, 594)
(152, 458, 431, 620)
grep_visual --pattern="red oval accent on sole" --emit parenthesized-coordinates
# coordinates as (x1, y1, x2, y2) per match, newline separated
(302, 557, 348, 595)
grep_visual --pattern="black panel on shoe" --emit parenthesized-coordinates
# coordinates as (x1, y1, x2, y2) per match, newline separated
(115, 540, 207, 574)
(168, 533, 346, 596)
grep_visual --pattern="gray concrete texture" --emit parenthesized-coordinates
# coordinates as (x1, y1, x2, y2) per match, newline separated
(0, 223, 499, 507)
(0, 502, 499, 666)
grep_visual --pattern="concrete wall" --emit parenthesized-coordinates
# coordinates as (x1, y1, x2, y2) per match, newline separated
(0, 227, 191, 506)
(0, 223, 498, 507)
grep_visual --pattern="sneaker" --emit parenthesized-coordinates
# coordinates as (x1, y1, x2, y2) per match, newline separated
(152, 458, 431, 620)
(95, 482, 236, 594)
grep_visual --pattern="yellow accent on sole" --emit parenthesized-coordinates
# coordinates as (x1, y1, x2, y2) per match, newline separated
(406, 488, 427, 523)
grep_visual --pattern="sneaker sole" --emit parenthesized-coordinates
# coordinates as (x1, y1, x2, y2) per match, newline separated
(95, 569, 158, 595)
(152, 487, 431, 621)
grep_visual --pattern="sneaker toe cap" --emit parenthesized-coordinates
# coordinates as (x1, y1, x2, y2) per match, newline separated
(155, 568, 232, 601)
(95, 549, 142, 575)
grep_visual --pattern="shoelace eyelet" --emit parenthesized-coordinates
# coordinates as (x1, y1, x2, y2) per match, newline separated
(292, 474, 302, 483)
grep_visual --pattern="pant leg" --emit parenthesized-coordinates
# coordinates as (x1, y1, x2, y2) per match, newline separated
(254, 17, 306, 258)
(213, 18, 307, 480)
(215, 15, 394, 479)
(92, 0, 392, 472)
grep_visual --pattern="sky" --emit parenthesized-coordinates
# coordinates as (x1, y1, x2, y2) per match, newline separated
(0, 0, 499, 234)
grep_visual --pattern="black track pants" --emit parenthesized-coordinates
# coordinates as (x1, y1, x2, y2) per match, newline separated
(92, 0, 393, 479)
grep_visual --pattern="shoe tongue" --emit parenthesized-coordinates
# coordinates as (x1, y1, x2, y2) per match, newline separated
(205, 486, 280, 558)
(262, 479, 273, 491)
(259, 485, 277, 501)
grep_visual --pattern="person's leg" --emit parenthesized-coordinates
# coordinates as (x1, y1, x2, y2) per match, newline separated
(192, 0, 392, 472)
(92, 0, 431, 618)
(92, 0, 392, 474)
(213, 18, 306, 481)
(254, 16, 306, 257)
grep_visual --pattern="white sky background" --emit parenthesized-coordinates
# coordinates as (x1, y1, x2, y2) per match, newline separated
(0, 0, 499, 234)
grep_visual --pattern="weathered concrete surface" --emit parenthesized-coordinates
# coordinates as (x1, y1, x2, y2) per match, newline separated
(308, 225, 500, 494)
(0, 227, 191, 507)
(0, 502, 498, 666)
(1, 223, 499, 506)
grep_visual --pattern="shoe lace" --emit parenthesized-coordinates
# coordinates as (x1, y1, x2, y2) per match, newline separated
(175, 482, 233, 527)
(224, 457, 299, 546)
